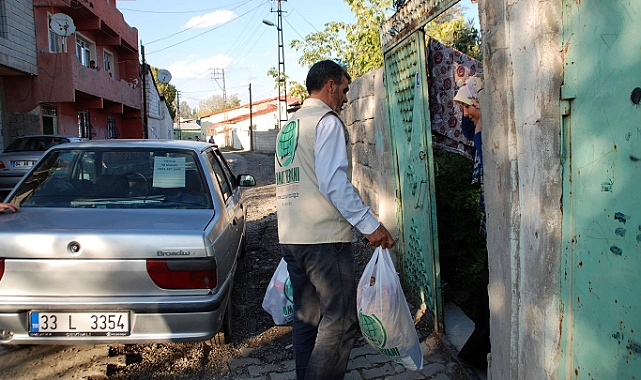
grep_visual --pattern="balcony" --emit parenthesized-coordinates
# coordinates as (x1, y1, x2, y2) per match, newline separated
(34, 0, 138, 55)
(38, 52, 141, 111)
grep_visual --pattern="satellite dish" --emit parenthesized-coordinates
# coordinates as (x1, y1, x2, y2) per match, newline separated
(49, 13, 76, 37)
(157, 69, 172, 84)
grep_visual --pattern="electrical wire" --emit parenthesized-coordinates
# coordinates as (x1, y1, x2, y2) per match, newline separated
(146, 2, 267, 54)
(144, 0, 254, 45)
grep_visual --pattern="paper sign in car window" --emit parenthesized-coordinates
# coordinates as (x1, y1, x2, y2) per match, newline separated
(153, 157, 186, 188)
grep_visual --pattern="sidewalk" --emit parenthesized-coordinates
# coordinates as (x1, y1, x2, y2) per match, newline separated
(227, 303, 487, 380)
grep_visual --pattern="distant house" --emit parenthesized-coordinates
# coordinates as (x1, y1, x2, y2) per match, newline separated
(199, 96, 298, 151)
(173, 120, 202, 141)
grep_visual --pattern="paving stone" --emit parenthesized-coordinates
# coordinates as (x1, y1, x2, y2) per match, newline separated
(347, 356, 372, 370)
(229, 357, 262, 371)
(351, 344, 378, 358)
(248, 363, 279, 377)
(420, 362, 446, 377)
(280, 359, 295, 371)
(344, 369, 364, 380)
(384, 369, 426, 380)
(362, 363, 396, 379)
(431, 373, 453, 380)
(366, 353, 393, 365)
(269, 370, 296, 380)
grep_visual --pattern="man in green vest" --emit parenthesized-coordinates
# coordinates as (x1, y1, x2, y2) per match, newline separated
(275, 60, 395, 379)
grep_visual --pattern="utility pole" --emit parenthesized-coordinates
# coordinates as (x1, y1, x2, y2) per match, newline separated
(141, 43, 149, 139)
(176, 91, 181, 140)
(211, 68, 227, 106)
(249, 83, 253, 151)
(263, 0, 287, 127)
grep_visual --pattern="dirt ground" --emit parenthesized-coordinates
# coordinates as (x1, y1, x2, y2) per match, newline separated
(0, 151, 462, 380)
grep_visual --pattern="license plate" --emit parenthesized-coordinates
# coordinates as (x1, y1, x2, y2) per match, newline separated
(11, 160, 35, 168)
(28, 312, 130, 337)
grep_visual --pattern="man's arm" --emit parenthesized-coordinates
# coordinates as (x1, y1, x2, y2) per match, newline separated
(314, 114, 394, 248)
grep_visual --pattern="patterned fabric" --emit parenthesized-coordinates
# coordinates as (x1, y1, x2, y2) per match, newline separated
(426, 38, 483, 158)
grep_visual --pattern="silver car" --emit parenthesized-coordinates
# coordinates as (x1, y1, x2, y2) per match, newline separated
(0, 135, 85, 192)
(0, 140, 255, 344)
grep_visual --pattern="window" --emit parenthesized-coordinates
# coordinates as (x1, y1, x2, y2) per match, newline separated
(75, 34, 94, 67)
(78, 111, 91, 139)
(205, 150, 232, 202)
(107, 116, 118, 139)
(103, 50, 114, 77)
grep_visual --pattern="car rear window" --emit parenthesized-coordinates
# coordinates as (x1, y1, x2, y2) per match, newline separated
(10, 148, 213, 209)
(4, 137, 69, 152)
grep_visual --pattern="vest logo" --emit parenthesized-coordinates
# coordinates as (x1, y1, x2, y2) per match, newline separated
(276, 166, 299, 185)
(276, 120, 299, 167)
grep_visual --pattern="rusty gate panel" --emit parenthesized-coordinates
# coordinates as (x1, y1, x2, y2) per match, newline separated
(561, 0, 641, 378)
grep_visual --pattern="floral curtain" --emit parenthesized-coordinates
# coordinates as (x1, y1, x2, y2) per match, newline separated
(427, 38, 482, 158)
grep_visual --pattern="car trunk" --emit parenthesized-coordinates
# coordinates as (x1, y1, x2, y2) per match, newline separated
(0, 208, 221, 297)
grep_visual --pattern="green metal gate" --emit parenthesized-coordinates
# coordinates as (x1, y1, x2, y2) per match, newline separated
(561, 0, 641, 378)
(383, 29, 443, 331)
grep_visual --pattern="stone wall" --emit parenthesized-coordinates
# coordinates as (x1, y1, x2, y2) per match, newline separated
(342, 67, 398, 240)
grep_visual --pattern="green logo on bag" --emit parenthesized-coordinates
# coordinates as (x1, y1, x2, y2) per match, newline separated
(358, 311, 387, 348)
(284, 276, 293, 303)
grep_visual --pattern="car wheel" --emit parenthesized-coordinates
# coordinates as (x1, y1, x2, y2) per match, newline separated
(212, 298, 232, 345)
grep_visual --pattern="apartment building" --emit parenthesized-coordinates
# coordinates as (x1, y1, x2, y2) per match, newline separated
(3, 0, 143, 142)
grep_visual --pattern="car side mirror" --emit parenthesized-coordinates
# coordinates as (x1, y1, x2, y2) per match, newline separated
(237, 174, 256, 187)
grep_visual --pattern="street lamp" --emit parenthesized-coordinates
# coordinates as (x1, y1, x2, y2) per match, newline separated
(262, 0, 287, 127)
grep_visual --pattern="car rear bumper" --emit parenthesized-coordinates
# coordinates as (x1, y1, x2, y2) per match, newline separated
(0, 279, 232, 345)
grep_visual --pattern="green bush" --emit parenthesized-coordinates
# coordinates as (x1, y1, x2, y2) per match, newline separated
(434, 147, 487, 308)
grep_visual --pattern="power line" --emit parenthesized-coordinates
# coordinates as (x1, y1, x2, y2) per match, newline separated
(146, 2, 266, 54)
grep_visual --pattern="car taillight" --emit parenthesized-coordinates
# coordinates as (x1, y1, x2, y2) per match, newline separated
(0, 259, 4, 281)
(146, 258, 217, 290)
(0, 162, 5, 169)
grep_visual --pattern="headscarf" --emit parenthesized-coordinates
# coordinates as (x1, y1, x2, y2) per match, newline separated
(454, 76, 484, 107)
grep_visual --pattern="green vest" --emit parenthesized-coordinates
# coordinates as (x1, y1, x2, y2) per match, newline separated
(275, 98, 353, 244)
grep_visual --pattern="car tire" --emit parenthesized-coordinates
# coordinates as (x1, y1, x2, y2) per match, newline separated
(212, 298, 232, 345)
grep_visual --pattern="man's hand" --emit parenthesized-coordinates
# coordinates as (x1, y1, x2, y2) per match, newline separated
(0, 203, 19, 213)
(364, 224, 395, 249)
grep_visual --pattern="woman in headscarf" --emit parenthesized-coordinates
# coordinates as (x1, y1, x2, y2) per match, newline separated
(453, 76, 490, 369)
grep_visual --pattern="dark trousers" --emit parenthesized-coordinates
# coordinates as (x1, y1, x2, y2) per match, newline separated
(281, 243, 359, 380)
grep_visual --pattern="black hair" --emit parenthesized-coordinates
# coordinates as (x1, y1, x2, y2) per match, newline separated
(305, 60, 351, 94)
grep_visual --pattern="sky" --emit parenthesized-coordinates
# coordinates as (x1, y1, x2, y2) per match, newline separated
(116, 0, 479, 110)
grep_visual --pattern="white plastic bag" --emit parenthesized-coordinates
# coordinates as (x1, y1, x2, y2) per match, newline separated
(357, 247, 424, 370)
(262, 258, 294, 325)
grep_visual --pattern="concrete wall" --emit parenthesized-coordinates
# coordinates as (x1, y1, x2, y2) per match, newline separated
(479, 0, 563, 378)
(253, 128, 278, 153)
(0, 0, 37, 76)
(342, 67, 397, 240)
